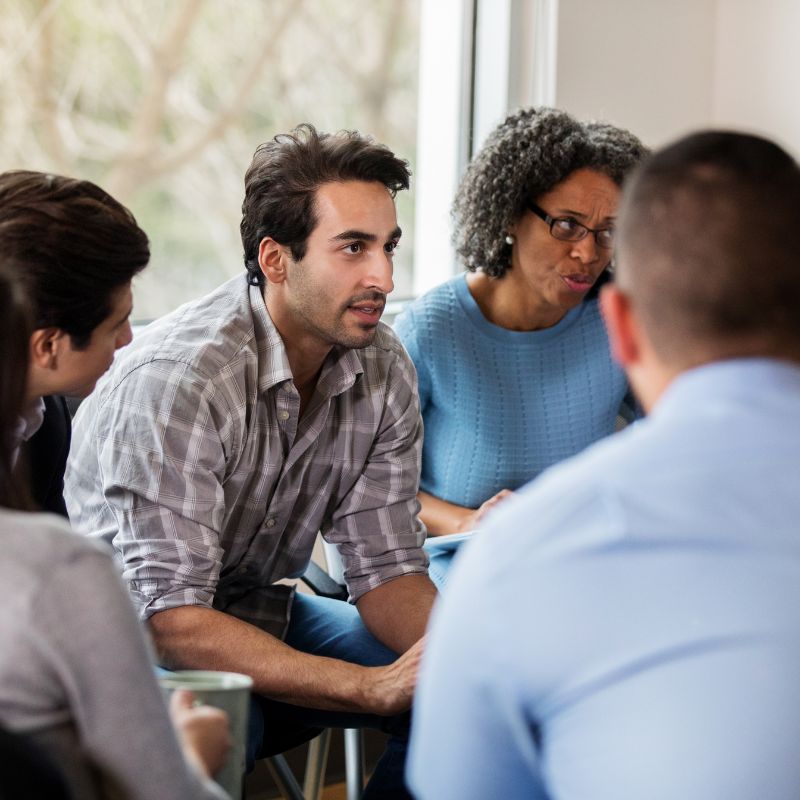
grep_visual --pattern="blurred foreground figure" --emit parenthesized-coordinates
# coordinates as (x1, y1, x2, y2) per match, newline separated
(0, 264, 230, 800)
(409, 130, 800, 800)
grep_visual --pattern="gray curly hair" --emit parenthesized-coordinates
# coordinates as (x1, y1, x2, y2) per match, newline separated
(453, 107, 648, 278)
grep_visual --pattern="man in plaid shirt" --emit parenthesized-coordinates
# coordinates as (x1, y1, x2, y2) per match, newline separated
(67, 124, 437, 798)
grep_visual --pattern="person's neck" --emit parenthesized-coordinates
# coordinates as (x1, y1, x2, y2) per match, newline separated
(265, 294, 330, 415)
(466, 271, 567, 332)
(286, 346, 327, 416)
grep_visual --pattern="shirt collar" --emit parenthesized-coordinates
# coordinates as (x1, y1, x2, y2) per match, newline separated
(16, 397, 46, 444)
(11, 397, 46, 467)
(250, 284, 293, 394)
(653, 357, 800, 421)
(317, 346, 364, 399)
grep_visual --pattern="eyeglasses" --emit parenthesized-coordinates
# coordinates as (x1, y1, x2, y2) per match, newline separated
(528, 202, 615, 249)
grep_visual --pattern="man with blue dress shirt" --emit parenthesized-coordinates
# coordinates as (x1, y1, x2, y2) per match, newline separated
(408, 130, 800, 800)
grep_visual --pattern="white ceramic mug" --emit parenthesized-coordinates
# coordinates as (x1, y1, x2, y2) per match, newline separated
(159, 670, 253, 799)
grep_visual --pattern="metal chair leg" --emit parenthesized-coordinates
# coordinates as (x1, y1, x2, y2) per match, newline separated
(265, 727, 363, 800)
(266, 754, 305, 800)
(302, 729, 331, 800)
(344, 728, 364, 800)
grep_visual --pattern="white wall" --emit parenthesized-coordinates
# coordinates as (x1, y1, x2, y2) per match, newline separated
(554, 0, 717, 148)
(553, 0, 800, 155)
(712, 0, 800, 157)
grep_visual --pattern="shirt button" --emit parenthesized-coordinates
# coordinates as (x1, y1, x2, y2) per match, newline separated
(238, 565, 248, 574)
(279, 410, 290, 421)
(266, 517, 276, 528)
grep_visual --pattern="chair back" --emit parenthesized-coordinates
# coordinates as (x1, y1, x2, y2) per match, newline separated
(321, 540, 345, 585)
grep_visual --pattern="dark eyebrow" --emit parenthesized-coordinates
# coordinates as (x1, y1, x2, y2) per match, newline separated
(331, 226, 402, 243)
(331, 229, 377, 243)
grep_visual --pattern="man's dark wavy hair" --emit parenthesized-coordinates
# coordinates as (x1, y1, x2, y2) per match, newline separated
(240, 123, 411, 285)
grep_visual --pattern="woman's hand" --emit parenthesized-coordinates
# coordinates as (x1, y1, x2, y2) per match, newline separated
(458, 488, 514, 532)
(419, 489, 515, 534)
(169, 689, 232, 779)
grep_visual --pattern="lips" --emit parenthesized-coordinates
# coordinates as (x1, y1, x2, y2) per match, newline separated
(348, 302, 384, 323)
(561, 273, 595, 293)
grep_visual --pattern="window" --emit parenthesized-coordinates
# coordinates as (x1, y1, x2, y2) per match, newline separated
(0, 0, 428, 319)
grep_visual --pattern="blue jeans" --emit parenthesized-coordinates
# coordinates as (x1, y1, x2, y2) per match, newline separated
(247, 592, 412, 800)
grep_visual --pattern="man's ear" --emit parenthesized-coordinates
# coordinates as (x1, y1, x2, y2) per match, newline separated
(600, 284, 640, 367)
(29, 327, 67, 370)
(258, 237, 290, 284)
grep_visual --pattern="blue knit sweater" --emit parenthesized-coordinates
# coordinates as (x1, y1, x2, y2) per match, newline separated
(394, 274, 628, 509)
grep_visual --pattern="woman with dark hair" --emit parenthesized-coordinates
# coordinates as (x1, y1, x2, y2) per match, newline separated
(395, 107, 647, 539)
(0, 264, 231, 798)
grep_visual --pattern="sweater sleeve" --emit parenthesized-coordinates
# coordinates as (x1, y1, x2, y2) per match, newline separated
(28, 546, 228, 800)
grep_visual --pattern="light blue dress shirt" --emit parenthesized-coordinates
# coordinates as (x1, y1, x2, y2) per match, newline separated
(409, 358, 800, 800)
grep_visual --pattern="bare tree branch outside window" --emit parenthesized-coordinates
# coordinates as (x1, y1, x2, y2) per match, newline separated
(0, 0, 420, 318)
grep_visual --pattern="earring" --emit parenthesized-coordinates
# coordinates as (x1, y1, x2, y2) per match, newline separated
(504, 233, 515, 246)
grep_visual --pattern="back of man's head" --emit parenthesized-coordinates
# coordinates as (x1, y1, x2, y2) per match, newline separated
(0, 171, 149, 348)
(240, 123, 411, 285)
(616, 131, 800, 367)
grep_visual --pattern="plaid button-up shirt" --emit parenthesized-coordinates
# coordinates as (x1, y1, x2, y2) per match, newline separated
(66, 275, 428, 638)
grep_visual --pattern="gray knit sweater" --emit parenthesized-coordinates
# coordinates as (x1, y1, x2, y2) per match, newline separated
(0, 508, 228, 800)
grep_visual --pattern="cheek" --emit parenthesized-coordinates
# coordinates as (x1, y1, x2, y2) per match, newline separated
(515, 238, 565, 276)
(92, 340, 118, 374)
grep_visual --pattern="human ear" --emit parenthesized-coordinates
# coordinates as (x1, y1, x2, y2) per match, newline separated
(29, 327, 66, 370)
(258, 237, 290, 285)
(600, 284, 640, 367)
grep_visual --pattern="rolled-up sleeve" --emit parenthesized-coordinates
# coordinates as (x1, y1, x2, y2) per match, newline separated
(86, 360, 231, 620)
(324, 347, 429, 602)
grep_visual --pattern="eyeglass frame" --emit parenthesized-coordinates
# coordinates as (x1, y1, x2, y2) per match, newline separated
(527, 202, 615, 249)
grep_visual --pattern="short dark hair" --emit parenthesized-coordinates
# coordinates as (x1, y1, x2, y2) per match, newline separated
(0, 263, 33, 509)
(0, 171, 150, 349)
(453, 107, 648, 279)
(240, 123, 411, 285)
(616, 130, 800, 364)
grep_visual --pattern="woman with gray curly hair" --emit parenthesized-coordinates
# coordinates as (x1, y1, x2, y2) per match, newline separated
(395, 107, 647, 542)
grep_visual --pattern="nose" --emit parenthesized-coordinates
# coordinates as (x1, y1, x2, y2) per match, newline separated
(116, 320, 133, 350)
(363, 251, 394, 295)
(569, 233, 600, 265)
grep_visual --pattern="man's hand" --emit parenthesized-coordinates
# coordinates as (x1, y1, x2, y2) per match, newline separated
(361, 636, 427, 715)
(151, 604, 430, 715)
(169, 689, 232, 779)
